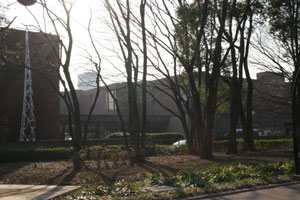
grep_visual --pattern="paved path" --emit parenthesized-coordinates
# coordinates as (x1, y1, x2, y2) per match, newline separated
(187, 182, 300, 200)
(0, 184, 81, 200)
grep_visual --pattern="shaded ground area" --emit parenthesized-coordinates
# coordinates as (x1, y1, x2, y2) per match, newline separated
(0, 150, 293, 186)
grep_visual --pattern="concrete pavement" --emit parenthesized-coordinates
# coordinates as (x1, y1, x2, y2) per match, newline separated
(184, 182, 300, 200)
(0, 184, 81, 200)
(1, 182, 300, 200)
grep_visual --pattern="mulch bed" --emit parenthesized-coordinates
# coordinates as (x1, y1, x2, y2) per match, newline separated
(0, 150, 293, 186)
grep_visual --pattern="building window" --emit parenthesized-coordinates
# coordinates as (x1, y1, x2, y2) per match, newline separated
(106, 91, 116, 112)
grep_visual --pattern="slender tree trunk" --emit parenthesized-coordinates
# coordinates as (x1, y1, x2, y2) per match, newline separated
(243, 11, 254, 151)
(244, 65, 254, 150)
(227, 82, 239, 154)
(203, 0, 228, 159)
(83, 77, 100, 149)
(64, 71, 82, 152)
(141, 0, 147, 148)
(292, 72, 300, 174)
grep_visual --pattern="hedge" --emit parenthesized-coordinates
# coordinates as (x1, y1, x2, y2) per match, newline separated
(0, 139, 293, 163)
(213, 139, 293, 152)
(0, 147, 73, 162)
(107, 132, 185, 145)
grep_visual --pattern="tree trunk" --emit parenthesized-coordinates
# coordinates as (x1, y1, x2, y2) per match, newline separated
(243, 69, 254, 150)
(227, 83, 239, 154)
(292, 75, 300, 174)
(140, 0, 147, 148)
(203, 0, 228, 159)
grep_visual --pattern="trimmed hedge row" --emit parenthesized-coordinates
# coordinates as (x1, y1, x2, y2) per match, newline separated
(107, 132, 185, 145)
(0, 139, 293, 163)
(213, 139, 293, 152)
(0, 147, 73, 162)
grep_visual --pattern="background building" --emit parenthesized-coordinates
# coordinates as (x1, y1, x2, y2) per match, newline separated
(0, 29, 60, 141)
(60, 72, 293, 140)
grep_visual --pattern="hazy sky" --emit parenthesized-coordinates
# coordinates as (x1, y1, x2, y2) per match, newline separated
(6, 0, 121, 87)
(4, 0, 268, 90)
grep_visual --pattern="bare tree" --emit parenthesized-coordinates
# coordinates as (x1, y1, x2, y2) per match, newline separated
(135, 0, 229, 158)
(223, 0, 257, 153)
(104, 0, 148, 162)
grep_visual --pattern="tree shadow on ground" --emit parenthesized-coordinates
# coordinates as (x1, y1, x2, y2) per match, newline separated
(47, 166, 74, 185)
(82, 161, 129, 185)
(139, 160, 179, 177)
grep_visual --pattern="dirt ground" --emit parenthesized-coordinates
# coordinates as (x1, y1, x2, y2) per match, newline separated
(0, 150, 293, 186)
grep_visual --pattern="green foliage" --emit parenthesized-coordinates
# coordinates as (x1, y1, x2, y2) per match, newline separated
(82, 180, 141, 198)
(180, 171, 208, 188)
(146, 173, 179, 187)
(72, 162, 293, 199)
(145, 162, 293, 188)
(267, 0, 298, 42)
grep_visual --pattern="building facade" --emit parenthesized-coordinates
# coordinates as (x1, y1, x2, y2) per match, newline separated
(60, 71, 292, 140)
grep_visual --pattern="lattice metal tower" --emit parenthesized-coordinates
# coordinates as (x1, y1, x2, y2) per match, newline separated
(19, 31, 36, 141)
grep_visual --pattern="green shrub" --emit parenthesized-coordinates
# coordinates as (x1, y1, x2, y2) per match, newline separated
(145, 162, 293, 188)
(145, 172, 179, 187)
(254, 139, 292, 150)
(78, 162, 294, 199)
(180, 171, 208, 187)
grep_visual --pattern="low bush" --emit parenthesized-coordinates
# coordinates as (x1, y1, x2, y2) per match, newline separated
(75, 162, 294, 200)
(143, 162, 293, 189)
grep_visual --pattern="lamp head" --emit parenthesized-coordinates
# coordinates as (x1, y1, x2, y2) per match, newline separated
(17, 0, 37, 6)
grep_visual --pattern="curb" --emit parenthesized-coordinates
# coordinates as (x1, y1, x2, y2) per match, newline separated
(178, 181, 300, 200)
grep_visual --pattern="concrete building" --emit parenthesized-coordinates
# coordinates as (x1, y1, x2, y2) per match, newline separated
(60, 71, 292, 139)
(0, 29, 60, 141)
